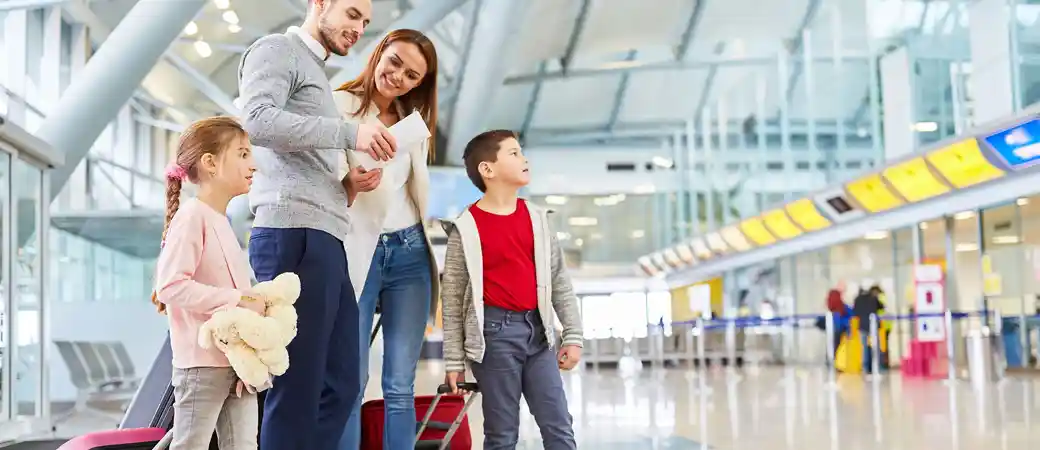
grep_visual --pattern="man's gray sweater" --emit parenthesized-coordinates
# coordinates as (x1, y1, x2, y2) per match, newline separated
(238, 32, 357, 240)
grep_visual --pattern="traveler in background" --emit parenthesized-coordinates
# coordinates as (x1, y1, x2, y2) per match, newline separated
(824, 280, 851, 363)
(441, 130, 584, 450)
(236, 0, 397, 447)
(152, 117, 262, 450)
(333, 29, 440, 450)
(852, 285, 883, 373)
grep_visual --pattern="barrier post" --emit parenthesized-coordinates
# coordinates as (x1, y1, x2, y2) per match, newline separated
(869, 313, 881, 380)
(685, 323, 696, 368)
(591, 332, 600, 372)
(726, 318, 737, 373)
(825, 312, 837, 387)
(945, 310, 957, 383)
(695, 318, 712, 395)
(1020, 311, 1029, 369)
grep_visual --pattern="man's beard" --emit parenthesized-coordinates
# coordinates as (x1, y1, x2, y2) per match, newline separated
(318, 18, 351, 57)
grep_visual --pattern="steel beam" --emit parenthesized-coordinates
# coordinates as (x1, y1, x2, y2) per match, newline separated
(560, 0, 592, 72)
(40, 0, 207, 200)
(675, 0, 707, 61)
(0, 0, 68, 12)
(519, 61, 548, 141)
(783, 0, 822, 101)
(606, 50, 638, 129)
(165, 53, 240, 116)
(503, 54, 870, 85)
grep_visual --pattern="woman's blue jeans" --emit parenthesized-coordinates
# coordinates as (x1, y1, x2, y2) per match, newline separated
(339, 224, 432, 449)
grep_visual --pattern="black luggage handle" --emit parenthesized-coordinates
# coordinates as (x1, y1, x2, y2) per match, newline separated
(416, 383, 481, 449)
(436, 382, 479, 394)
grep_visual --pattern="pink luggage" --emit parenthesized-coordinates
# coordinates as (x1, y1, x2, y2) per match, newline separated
(57, 427, 168, 450)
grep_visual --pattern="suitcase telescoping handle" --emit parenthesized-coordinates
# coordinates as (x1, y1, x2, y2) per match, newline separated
(415, 382, 480, 450)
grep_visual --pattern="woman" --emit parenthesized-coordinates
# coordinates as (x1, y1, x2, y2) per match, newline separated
(333, 29, 439, 450)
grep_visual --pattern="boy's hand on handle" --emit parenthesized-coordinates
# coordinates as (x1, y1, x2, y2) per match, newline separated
(444, 371, 470, 394)
(355, 123, 396, 161)
(558, 345, 582, 371)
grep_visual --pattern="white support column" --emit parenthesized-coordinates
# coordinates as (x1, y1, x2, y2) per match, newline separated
(4, 10, 28, 125)
(445, 0, 532, 165)
(40, 6, 62, 108)
(968, 0, 1018, 123)
(880, 47, 916, 161)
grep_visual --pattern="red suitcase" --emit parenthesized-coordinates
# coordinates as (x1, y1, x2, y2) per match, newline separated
(361, 383, 479, 450)
(57, 427, 168, 450)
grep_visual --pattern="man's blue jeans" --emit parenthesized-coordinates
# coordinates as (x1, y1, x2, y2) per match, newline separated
(339, 224, 432, 449)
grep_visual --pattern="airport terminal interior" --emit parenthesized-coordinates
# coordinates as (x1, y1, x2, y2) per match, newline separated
(2, 0, 1040, 448)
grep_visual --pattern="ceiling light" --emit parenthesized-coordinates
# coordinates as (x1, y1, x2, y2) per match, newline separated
(593, 196, 620, 206)
(213, 0, 230, 9)
(955, 243, 978, 252)
(651, 156, 674, 169)
(630, 230, 645, 239)
(590, 233, 603, 240)
(919, 222, 928, 230)
(222, 10, 239, 24)
(556, 232, 570, 241)
(569, 217, 598, 227)
(574, 238, 584, 247)
(184, 21, 198, 36)
(228, 24, 241, 33)
(194, 40, 212, 58)
(912, 121, 939, 132)
(633, 184, 656, 194)
(953, 210, 975, 220)
(544, 195, 567, 205)
(992, 235, 1020, 245)
(1017, 197, 1029, 206)
(863, 231, 889, 240)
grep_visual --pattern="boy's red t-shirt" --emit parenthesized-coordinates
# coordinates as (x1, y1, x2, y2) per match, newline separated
(469, 199, 538, 312)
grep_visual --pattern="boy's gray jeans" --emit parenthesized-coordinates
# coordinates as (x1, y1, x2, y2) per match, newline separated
(470, 305, 577, 450)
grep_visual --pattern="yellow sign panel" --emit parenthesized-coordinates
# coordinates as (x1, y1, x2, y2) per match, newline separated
(762, 209, 802, 239)
(846, 174, 904, 212)
(925, 138, 1005, 188)
(739, 218, 776, 246)
(785, 199, 831, 231)
(882, 157, 951, 202)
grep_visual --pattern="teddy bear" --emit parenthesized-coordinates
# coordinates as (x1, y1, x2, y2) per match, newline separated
(198, 272, 301, 389)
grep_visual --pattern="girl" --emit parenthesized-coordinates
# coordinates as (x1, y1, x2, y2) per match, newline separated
(333, 29, 439, 450)
(152, 116, 263, 450)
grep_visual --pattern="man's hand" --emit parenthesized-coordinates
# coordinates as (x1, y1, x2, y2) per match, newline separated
(444, 371, 470, 394)
(356, 123, 396, 161)
(558, 345, 582, 371)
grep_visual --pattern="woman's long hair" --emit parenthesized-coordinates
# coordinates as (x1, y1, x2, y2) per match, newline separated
(336, 29, 438, 162)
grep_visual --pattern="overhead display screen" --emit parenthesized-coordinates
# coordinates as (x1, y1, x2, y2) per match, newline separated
(982, 118, 1040, 170)
(785, 198, 831, 231)
(845, 174, 905, 213)
(882, 157, 951, 202)
(762, 209, 802, 239)
(720, 225, 752, 251)
(739, 217, 777, 246)
(925, 138, 1005, 188)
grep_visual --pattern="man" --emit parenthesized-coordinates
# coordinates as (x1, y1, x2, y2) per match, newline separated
(237, 0, 395, 448)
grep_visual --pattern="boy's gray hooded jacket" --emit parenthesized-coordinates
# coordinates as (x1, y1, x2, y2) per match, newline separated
(440, 200, 584, 373)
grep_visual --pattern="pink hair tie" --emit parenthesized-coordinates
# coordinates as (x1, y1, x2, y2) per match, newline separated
(165, 164, 187, 181)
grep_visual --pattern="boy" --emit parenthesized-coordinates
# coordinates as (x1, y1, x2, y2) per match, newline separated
(440, 130, 583, 450)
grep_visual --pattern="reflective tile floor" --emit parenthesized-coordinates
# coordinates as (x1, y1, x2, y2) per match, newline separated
(43, 356, 1040, 449)
(409, 359, 1040, 450)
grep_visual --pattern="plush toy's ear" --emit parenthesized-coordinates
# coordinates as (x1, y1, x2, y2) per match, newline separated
(271, 272, 301, 304)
